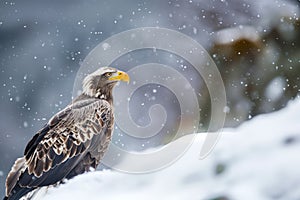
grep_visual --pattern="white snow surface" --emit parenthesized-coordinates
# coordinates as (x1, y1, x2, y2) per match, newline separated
(214, 26, 260, 45)
(37, 99, 300, 200)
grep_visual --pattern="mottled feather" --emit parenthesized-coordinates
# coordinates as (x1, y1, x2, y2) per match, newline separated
(3, 67, 128, 200)
(5, 98, 113, 200)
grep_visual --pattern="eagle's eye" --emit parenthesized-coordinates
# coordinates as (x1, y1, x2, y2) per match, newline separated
(104, 72, 112, 77)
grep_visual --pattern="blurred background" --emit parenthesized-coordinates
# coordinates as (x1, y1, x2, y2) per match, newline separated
(0, 0, 299, 198)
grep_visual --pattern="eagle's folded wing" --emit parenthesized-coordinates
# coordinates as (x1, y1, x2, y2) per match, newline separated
(6, 98, 113, 197)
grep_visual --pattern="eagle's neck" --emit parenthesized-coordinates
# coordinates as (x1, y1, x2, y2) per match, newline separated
(82, 84, 115, 104)
(94, 87, 114, 104)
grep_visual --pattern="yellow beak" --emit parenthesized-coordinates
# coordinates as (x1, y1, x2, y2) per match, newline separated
(109, 70, 130, 83)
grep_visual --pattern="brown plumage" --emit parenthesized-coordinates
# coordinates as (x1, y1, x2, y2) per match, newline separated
(3, 67, 129, 200)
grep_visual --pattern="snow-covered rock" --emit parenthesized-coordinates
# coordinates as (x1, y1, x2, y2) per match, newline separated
(37, 99, 300, 200)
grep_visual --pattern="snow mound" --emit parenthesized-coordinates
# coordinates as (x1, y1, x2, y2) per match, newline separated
(37, 99, 300, 200)
(214, 26, 260, 45)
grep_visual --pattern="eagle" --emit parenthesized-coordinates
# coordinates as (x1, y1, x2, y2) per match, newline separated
(3, 67, 130, 200)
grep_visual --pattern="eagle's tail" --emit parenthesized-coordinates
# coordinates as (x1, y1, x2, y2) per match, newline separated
(3, 184, 36, 200)
(4, 157, 35, 200)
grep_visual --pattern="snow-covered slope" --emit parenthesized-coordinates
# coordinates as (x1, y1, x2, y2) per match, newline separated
(37, 99, 300, 200)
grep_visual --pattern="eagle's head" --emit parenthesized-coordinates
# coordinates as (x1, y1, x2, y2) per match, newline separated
(82, 67, 130, 100)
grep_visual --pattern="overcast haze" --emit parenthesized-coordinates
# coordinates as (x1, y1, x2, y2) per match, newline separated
(0, 0, 299, 197)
